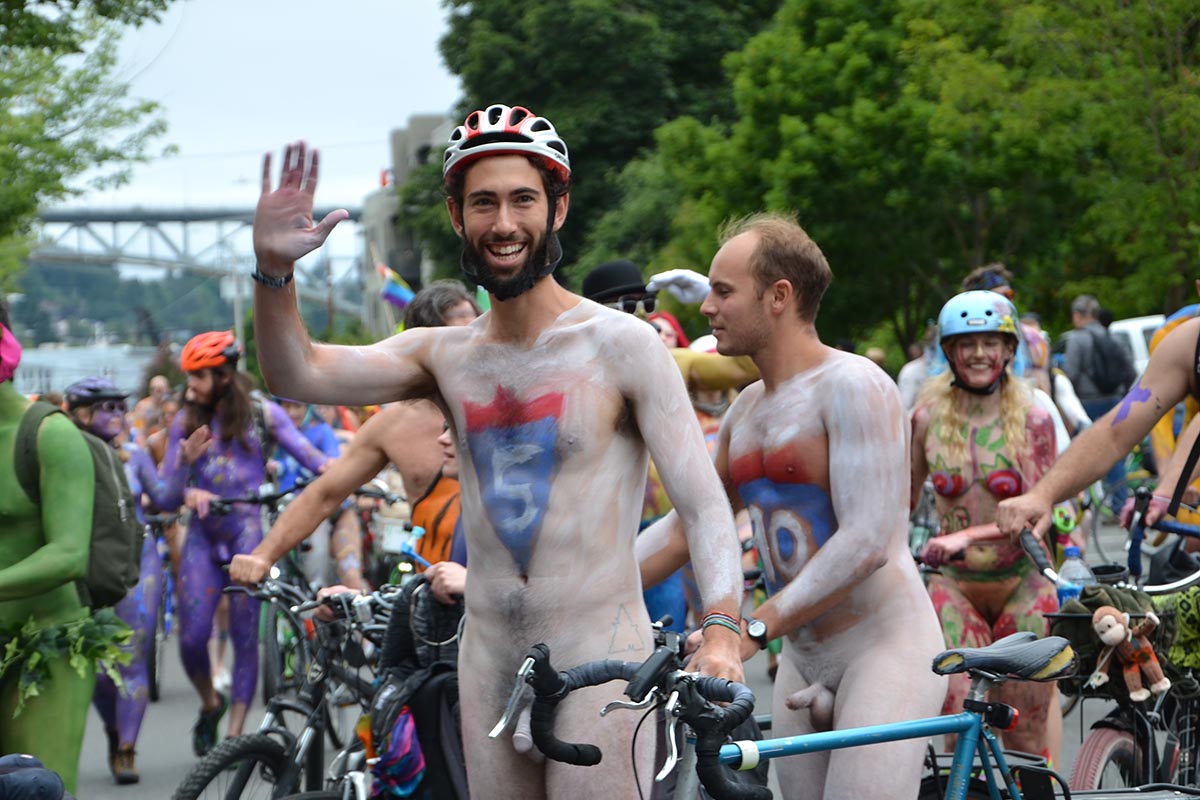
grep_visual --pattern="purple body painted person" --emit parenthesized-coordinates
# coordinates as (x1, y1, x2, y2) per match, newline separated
(166, 331, 328, 753)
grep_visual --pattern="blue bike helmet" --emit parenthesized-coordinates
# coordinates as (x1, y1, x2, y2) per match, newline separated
(64, 376, 129, 409)
(928, 290, 1029, 392)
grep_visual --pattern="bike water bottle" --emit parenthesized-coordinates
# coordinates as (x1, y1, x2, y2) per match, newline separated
(1057, 545, 1097, 605)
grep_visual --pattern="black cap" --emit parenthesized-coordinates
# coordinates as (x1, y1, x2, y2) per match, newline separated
(582, 260, 648, 303)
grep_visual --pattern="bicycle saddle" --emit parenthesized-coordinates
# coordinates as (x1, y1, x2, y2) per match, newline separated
(932, 632, 1078, 682)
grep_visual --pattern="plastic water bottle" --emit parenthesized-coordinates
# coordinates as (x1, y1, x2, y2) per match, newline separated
(1057, 546, 1097, 605)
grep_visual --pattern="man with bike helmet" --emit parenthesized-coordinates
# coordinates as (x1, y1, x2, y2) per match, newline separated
(160, 331, 329, 754)
(64, 377, 171, 784)
(250, 106, 744, 796)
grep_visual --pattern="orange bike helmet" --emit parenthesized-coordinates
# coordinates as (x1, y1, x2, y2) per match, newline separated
(442, 104, 570, 189)
(181, 331, 241, 372)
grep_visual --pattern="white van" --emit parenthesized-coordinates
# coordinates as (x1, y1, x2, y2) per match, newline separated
(1108, 314, 1165, 376)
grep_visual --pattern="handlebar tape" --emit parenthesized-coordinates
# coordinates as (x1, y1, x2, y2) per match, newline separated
(694, 729, 772, 800)
(526, 644, 640, 767)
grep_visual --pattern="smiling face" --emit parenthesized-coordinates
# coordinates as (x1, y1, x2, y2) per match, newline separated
(448, 155, 568, 301)
(700, 232, 771, 357)
(945, 332, 1014, 390)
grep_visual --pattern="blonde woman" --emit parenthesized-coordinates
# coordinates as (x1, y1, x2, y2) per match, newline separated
(911, 290, 1062, 766)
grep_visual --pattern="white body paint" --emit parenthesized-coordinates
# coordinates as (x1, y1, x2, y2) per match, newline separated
(723, 351, 947, 800)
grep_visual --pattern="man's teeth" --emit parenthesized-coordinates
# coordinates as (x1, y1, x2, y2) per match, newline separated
(492, 243, 524, 256)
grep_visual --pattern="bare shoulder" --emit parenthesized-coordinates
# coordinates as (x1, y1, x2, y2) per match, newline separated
(817, 349, 901, 401)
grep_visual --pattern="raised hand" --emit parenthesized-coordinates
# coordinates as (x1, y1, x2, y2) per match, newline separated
(253, 141, 350, 275)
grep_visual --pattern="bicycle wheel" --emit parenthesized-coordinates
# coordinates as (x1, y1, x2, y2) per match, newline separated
(171, 734, 292, 800)
(262, 604, 310, 705)
(1070, 727, 1141, 790)
(1088, 474, 1157, 565)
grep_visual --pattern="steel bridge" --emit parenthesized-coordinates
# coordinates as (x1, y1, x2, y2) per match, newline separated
(29, 206, 371, 343)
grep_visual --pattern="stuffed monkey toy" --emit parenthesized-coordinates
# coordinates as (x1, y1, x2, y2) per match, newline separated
(1086, 605, 1172, 702)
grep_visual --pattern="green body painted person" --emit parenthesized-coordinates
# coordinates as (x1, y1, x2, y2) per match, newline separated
(0, 298, 96, 793)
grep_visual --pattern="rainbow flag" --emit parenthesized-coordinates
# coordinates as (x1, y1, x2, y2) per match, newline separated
(376, 263, 415, 310)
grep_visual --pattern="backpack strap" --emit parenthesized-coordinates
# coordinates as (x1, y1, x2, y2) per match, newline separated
(14, 401, 63, 505)
(1169, 424, 1200, 517)
(1193, 322, 1200, 398)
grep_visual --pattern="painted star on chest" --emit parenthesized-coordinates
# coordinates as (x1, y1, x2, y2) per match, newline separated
(463, 385, 565, 429)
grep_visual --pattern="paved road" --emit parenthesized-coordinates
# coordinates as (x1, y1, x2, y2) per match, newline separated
(73, 521, 1131, 798)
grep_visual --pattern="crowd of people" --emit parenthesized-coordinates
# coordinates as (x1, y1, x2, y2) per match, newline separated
(0, 101, 1196, 800)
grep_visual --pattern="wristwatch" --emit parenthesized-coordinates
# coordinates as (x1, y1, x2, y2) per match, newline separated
(744, 617, 769, 650)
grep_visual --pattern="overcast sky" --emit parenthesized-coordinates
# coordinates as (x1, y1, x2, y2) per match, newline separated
(53, 0, 462, 265)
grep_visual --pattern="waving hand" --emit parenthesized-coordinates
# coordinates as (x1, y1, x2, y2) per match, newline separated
(253, 141, 349, 275)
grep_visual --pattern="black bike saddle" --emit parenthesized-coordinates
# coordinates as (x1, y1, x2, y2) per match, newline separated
(932, 632, 1078, 682)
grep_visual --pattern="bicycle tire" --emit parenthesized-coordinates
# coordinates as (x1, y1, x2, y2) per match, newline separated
(262, 604, 309, 705)
(1088, 474, 1157, 565)
(1070, 726, 1141, 790)
(171, 734, 292, 800)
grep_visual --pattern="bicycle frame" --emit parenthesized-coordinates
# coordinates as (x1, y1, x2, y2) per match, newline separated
(717, 673, 1029, 800)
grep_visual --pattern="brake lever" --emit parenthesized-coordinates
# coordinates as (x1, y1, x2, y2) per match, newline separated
(600, 688, 659, 716)
(489, 656, 536, 739)
(655, 690, 683, 782)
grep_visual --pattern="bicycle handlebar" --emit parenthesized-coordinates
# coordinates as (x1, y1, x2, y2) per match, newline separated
(517, 642, 768, 800)
(1128, 486, 1200, 579)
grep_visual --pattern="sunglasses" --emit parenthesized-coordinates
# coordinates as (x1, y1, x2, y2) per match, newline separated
(606, 294, 657, 316)
(95, 400, 127, 413)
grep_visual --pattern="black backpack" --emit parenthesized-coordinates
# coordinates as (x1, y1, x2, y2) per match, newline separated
(1087, 328, 1137, 395)
(14, 402, 143, 609)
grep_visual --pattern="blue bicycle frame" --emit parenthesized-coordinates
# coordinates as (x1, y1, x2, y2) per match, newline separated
(716, 669, 1034, 800)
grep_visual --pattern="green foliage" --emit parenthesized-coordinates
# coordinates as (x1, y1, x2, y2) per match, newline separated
(0, 607, 131, 716)
(582, 0, 1199, 350)
(0, 0, 169, 52)
(1, 4, 173, 291)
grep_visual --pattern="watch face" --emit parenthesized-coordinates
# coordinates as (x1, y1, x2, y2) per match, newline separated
(747, 618, 766, 639)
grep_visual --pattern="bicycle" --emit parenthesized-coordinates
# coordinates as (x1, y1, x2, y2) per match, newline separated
(171, 583, 392, 800)
(145, 510, 180, 703)
(1050, 487, 1200, 790)
(500, 613, 1080, 800)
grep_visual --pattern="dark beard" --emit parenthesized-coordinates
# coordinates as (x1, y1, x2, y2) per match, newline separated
(460, 228, 562, 302)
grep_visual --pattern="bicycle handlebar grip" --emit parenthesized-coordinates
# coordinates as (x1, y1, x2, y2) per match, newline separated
(1129, 517, 1145, 578)
(1019, 530, 1054, 578)
(694, 729, 772, 800)
(695, 677, 757, 730)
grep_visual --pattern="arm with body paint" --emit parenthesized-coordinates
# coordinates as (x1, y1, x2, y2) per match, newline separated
(0, 415, 93, 599)
(156, 417, 191, 510)
(230, 413, 392, 585)
(628, 322, 743, 681)
(131, 445, 171, 512)
(750, 366, 906, 645)
(267, 400, 329, 474)
(253, 143, 438, 405)
(999, 317, 1200, 539)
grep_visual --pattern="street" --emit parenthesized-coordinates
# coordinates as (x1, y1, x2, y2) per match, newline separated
(74, 522, 1130, 798)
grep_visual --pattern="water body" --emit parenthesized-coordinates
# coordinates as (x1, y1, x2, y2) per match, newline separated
(13, 343, 160, 397)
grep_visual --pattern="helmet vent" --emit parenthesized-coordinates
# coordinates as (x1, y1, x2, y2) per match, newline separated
(531, 119, 551, 132)
(466, 111, 481, 131)
(487, 106, 504, 124)
(509, 107, 529, 126)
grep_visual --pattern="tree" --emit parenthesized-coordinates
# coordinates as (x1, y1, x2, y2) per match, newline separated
(0, 3, 173, 291)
